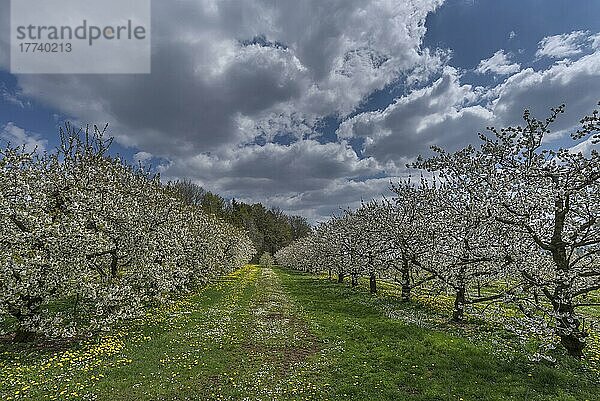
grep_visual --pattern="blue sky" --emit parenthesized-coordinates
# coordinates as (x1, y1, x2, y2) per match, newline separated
(1, 0, 599, 221)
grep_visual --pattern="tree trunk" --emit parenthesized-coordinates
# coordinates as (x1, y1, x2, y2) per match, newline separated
(328, 268, 332, 280)
(14, 328, 36, 343)
(9, 297, 41, 343)
(549, 192, 586, 357)
(110, 249, 118, 279)
(401, 259, 410, 302)
(338, 271, 345, 283)
(557, 322, 586, 358)
(553, 293, 587, 358)
(369, 271, 377, 294)
(351, 273, 358, 287)
(452, 287, 466, 322)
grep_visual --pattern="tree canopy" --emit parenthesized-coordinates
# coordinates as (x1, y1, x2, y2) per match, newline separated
(171, 180, 312, 261)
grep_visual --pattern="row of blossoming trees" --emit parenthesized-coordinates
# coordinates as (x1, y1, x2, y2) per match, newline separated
(277, 104, 599, 358)
(0, 124, 255, 342)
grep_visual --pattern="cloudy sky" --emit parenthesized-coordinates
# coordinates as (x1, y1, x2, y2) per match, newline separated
(1, 0, 599, 222)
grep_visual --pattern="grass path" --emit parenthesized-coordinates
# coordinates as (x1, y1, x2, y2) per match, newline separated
(1, 265, 599, 400)
(1, 266, 320, 400)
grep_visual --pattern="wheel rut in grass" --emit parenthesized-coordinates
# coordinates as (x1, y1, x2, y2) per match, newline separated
(246, 267, 320, 376)
(197, 265, 321, 399)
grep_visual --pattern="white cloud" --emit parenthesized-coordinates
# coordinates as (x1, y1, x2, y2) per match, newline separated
(3, 0, 448, 221)
(304, 45, 600, 220)
(1, 85, 30, 108)
(271, 177, 393, 223)
(475, 50, 521, 75)
(158, 139, 386, 222)
(337, 50, 600, 187)
(0, 123, 47, 153)
(161, 139, 382, 193)
(3, 2, 599, 222)
(490, 51, 600, 130)
(590, 33, 600, 50)
(12, 0, 445, 160)
(535, 30, 590, 59)
(337, 67, 491, 165)
(509, 31, 517, 40)
(568, 136, 597, 157)
(133, 151, 153, 164)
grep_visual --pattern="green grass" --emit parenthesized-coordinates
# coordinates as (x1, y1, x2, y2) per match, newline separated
(1, 265, 598, 400)
(279, 269, 599, 400)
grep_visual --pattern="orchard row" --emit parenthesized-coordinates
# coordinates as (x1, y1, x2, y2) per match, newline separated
(0, 124, 255, 342)
(277, 104, 600, 358)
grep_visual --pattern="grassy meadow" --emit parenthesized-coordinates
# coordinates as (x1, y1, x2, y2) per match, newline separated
(1, 265, 599, 400)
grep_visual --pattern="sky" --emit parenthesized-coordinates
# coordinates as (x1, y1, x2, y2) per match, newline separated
(1, 0, 599, 222)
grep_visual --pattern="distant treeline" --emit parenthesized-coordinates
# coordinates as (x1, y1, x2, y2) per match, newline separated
(172, 180, 312, 261)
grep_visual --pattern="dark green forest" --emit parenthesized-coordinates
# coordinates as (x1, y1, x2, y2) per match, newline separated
(172, 179, 312, 261)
